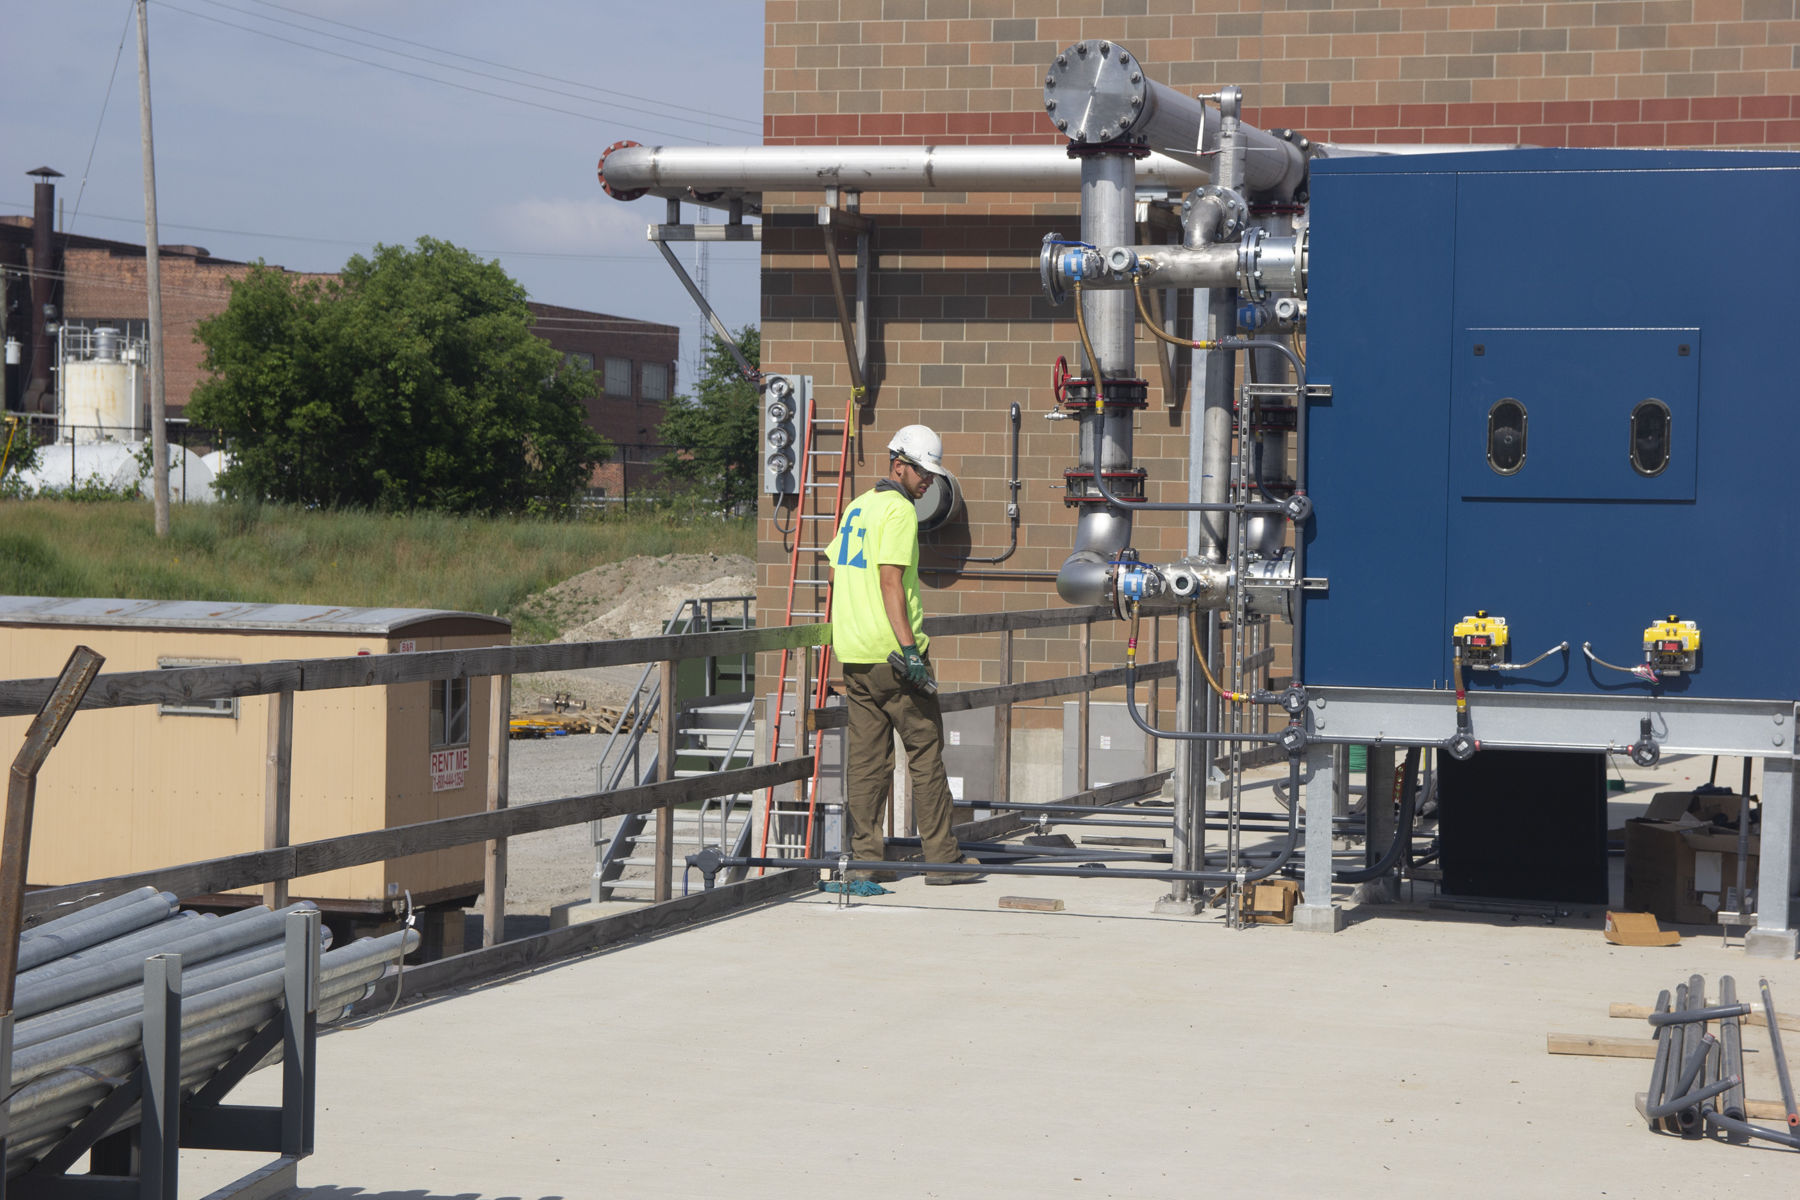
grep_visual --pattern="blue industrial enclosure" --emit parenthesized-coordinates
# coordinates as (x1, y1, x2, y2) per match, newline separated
(1303, 149, 1800, 701)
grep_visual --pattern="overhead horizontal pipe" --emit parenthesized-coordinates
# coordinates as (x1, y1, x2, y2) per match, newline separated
(599, 143, 1215, 208)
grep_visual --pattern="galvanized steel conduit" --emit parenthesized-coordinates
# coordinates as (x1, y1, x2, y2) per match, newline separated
(16, 888, 178, 973)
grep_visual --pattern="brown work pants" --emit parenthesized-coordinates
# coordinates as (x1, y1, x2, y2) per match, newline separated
(841, 657, 960, 869)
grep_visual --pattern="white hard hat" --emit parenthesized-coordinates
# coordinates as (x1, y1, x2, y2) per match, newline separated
(888, 424, 948, 477)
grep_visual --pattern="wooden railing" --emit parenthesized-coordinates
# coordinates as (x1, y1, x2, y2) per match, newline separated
(4, 605, 1173, 991)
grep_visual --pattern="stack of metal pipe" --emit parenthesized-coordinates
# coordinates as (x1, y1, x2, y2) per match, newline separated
(5, 886, 417, 1179)
(1638, 973, 1800, 1150)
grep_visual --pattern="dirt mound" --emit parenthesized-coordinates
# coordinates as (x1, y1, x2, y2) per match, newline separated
(511, 553, 754, 716)
(554, 553, 755, 643)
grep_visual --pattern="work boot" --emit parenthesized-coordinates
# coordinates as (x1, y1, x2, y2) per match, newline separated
(925, 856, 985, 886)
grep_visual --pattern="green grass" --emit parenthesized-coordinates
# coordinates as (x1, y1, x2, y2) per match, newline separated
(0, 500, 752, 644)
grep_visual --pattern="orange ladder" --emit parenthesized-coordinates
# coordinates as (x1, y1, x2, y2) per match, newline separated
(759, 384, 857, 862)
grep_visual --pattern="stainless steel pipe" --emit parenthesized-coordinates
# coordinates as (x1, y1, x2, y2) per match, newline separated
(598, 143, 1214, 208)
(1041, 40, 1306, 198)
(1056, 149, 1139, 607)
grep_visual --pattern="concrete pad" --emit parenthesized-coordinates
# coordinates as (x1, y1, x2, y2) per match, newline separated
(182, 874, 1800, 1199)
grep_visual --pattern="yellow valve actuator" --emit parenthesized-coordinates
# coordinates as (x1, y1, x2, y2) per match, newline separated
(1453, 610, 1509, 667)
(1643, 615, 1701, 676)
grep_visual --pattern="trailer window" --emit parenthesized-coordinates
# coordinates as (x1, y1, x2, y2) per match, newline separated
(156, 657, 239, 718)
(430, 677, 470, 749)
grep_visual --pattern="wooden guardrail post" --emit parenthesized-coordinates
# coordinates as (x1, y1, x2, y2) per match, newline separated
(262, 687, 294, 910)
(483, 674, 510, 947)
(993, 629, 1013, 809)
(654, 658, 677, 903)
(795, 645, 812, 850)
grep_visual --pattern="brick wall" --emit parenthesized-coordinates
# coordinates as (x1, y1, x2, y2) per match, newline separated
(527, 301, 679, 493)
(765, 1, 1800, 149)
(58, 245, 332, 422)
(757, 1, 1800, 727)
(5, 224, 677, 489)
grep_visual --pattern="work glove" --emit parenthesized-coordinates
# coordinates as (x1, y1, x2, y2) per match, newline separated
(899, 644, 929, 687)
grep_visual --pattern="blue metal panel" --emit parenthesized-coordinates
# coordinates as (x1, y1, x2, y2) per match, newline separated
(1303, 149, 1800, 701)
(1302, 168, 1458, 690)
(1449, 328, 1699, 502)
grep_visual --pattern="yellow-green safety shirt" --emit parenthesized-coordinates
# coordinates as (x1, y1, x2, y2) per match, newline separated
(825, 482, 928, 663)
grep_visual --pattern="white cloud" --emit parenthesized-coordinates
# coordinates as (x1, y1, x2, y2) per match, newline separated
(489, 196, 650, 254)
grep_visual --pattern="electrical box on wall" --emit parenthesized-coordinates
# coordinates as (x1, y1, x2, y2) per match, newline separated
(761, 373, 811, 496)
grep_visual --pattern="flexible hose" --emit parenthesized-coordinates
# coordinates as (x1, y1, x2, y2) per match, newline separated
(1070, 279, 1104, 392)
(1582, 641, 1658, 683)
(1189, 607, 1248, 702)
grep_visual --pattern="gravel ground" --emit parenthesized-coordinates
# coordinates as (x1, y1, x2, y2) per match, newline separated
(472, 733, 615, 921)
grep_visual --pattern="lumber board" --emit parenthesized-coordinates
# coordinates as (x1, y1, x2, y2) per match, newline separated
(360, 868, 816, 1004)
(999, 896, 1065, 912)
(1546, 1033, 1658, 1059)
(23, 758, 810, 918)
(1609, 1001, 1800, 1032)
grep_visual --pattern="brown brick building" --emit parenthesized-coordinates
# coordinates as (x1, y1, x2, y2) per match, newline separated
(751, 0, 1800, 727)
(1, 191, 676, 497)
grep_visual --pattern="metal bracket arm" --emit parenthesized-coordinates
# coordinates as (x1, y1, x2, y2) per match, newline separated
(649, 239, 759, 383)
(818, 195, 871, 396)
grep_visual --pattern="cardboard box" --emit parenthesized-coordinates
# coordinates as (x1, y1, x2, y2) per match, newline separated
(1622, 817, 1759, 926)
(1245, 878, 1299, 925)
(1604, 911, 1680, 947)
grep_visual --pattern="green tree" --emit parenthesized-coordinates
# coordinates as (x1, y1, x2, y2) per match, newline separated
(657, 326, 761, 510)
(189, 237, 609, 514)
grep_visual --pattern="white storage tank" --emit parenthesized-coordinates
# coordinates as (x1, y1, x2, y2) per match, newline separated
(57, 327, 146, 443)
(18, 441, 218, 503)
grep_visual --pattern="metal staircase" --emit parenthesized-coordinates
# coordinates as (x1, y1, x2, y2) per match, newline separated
(591, 596, 756, 901)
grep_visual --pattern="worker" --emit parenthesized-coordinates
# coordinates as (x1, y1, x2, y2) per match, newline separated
(824, 424, 980, 885)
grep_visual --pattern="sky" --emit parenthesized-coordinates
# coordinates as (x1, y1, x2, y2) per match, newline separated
(1, 1, 764, 379)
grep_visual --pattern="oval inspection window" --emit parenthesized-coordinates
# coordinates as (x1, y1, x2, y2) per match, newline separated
(1630, 398, 1671, 477)
(1486, 398, 1527, 475)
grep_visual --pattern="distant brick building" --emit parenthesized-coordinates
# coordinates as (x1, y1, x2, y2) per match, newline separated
(753, 0, 1800, 721)
(0, 178, 676, 497)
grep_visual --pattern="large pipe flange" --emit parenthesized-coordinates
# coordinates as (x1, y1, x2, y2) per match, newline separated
(1238, 226, 1307, 301)
(598, 140, 647, 201)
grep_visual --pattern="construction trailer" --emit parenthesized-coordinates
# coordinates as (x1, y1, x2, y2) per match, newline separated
(0, 598, 509, 923)
(599, 39, 1800, 957)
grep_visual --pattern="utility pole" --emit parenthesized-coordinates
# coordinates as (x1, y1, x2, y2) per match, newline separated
(136, 0, 171, 537)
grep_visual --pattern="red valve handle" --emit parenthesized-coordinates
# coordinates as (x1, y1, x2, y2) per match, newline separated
(1052, 355, 1070, 406)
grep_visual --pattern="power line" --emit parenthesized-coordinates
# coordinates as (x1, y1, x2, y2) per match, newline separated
(69, 1, 138, 236)
(227, 0, 761, 135)
(186, 0, 759, 139)
(0, 200, 759, 265)
(1, 264, 745, 336)
(154, 1, 755, 144)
